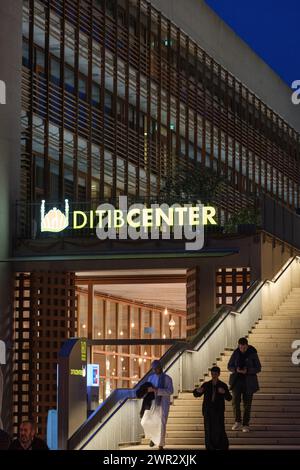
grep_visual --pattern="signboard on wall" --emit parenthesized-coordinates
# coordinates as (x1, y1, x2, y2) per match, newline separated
(87, 364, 99, 387)
(58, 338, 88, 449)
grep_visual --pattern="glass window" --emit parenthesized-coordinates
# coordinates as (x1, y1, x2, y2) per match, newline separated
(91, 179, 100, 200)
(32, 115, 44, 154)
(35, 49, 45, 71)
(64, 66, 74, 92)
(77, 137, 87, 172)
(23, 0, 30, 38)
(117, 157, 125, 192)
(104, 151, 113, 188)
(50, 162, 59, 199)
(92, 84, 100, 105)
(50, 57, 60, 83)
(77, 290, 88, 337)
(93, 297, 104, 339)
(35, 156, 44, 189)
(79, 76, 87, 100)
(79, 32, 89, 76)
(48, 124, 60, 161)
(65, 23, 75, 67)
(22, 40, 29, 67)
(106, 301, 117, 337)
(64, 130, 74, 168)
(128, 163, 136, 195)
(91, 144, 101, 179)
(49, 11, 61, 58)
(34, 1, 46, 48)
(104, 92, 112, 115)
(78, 175, 86, 201)
(64, 168, 74, 199)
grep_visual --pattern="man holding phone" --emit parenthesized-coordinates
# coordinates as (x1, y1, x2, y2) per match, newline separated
(227, 337, 262, 432)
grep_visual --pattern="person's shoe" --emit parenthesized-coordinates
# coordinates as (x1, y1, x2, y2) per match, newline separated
(242, 425, 250, 432)
(231, 422, 243, 430)
(149, 440, 155, 447)
(158, 446, 164, 450)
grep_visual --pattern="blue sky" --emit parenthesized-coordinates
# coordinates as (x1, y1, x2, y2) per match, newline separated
(205, 0, 300, 87)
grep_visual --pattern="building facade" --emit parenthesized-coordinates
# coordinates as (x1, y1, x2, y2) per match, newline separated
(0, 0, 300, 439)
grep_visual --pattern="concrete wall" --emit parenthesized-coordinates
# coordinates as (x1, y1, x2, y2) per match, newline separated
(0, 0, 22, 432)
(260, 234, 294, 281)
(150, 0, 300, 133)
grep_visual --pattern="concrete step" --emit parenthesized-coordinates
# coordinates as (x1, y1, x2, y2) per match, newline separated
(218, 367, 297, 372)
(168, 417, 300, 425)
(218, 358, 294, 365)
(167, 423, 300, 431)
(163, 437, 300, 445)
(178, 392, 300, 399)
(204, 381, 300, 388)
(253, 325, 300, 329)
(249, 340, 298, 344)
(249, 333, 300, 338)
(168, 411, 300, 418)
(172, 402, 300, 410)
(221, 350, 293, 357)
(257, 320, 300, 325)
(165, 430, 300, 438)
(262, 316, 300, 319)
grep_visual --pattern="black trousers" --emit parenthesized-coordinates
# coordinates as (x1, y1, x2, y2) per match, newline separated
(232, 380, 253, 426)
(203, 408, 229, 450)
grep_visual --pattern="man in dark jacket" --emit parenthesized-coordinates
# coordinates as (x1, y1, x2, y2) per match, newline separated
(227, 337, 261, 432)
(193, 366, 232, 450)
(9, 420, 48, 450)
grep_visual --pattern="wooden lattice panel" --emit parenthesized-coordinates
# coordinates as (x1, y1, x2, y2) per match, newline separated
(13, 271, 77, 438)
(216, 267, 251, 307)
(186, 267, 199, 337)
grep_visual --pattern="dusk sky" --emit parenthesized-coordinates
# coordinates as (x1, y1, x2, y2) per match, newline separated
(205, 0, 300, 87)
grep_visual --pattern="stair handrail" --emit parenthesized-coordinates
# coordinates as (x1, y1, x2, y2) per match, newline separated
(69, 276, 266, 450)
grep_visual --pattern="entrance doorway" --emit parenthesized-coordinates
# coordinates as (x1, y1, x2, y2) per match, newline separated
(75, 269, 187, 402)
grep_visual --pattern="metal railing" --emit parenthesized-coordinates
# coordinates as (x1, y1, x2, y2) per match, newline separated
(68, 256, 300, 450)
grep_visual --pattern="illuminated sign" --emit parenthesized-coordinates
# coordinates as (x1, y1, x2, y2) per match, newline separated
(80, 340, 87, 362)
(144, 327, 155, 335)
(0, 80, 6, 105)
(70, 366, 86, 377)
(41, 199, 69, 232)
(87, 364, 100, 387)
(40, 196, 217, 250)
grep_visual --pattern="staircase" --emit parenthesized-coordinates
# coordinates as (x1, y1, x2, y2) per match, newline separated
(166, 287, 300, 448)
(136, 287, 300, 449)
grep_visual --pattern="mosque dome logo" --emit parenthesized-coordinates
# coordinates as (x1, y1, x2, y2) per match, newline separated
(41, 199, 69, 232)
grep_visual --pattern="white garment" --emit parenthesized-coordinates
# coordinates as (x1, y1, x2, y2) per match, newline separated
(141, 403, 162, 446)
(142, 373, 174, 447)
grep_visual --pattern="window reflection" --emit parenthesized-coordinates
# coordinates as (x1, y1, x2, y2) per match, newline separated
(76, 285, 186, 402)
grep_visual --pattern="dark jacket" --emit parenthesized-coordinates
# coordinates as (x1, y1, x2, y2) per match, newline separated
(193, 380, 232, 416)
(9, 437, 49, 450)
(136, 381, 155, 418)
(227, 345, 261, 394)
(0, 429, 11, 450)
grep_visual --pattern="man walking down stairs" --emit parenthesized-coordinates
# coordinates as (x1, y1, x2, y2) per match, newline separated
(228, 337, 261, 433)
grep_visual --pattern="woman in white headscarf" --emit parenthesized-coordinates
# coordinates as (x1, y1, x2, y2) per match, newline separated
(139, 360, 173, 450)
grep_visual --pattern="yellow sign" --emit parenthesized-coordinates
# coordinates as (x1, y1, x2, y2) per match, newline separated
(81, 340, 87, 362)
